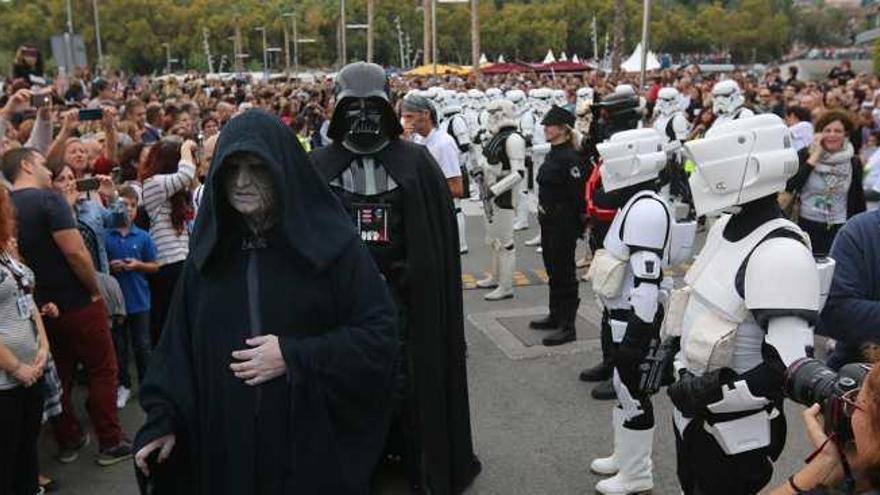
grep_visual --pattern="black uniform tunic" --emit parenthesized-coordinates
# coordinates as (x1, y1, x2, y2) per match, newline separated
(537, 141, 588, 327)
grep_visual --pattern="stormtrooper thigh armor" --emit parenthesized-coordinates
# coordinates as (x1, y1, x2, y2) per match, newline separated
(514, 110, 536, 231)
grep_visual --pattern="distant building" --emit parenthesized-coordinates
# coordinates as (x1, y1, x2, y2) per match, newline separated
(856, 0, 880, 45)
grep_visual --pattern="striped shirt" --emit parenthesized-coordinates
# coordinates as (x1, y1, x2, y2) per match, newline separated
(0, 256, 38, 391)
(143, 160, 196, 266)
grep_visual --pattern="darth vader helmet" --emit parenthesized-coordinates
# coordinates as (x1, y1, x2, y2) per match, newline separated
(327, 62, 403, 155)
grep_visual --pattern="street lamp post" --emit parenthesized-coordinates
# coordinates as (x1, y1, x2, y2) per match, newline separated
(340, 0, 347, 66)
(64, 0, 75, 74)
(431, 0, 437, 76)
(283, 12, 298, 74)
(161, 42, 171, 74)
(255, 27, 268, 74)
(638, 0, 652, 90)
(92, 0, 104, 71)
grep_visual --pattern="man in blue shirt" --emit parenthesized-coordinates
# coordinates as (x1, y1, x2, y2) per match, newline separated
(104, 186, 158, 408)
(821, 208, 880, 369)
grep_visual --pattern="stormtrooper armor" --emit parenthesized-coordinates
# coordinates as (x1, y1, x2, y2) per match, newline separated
(552, 89, 568, 107)
(439, 91, 474, 253)
(485, 87, 503, 101)
(710, 80, 754, 129)
(475, 99, 527, 301)
(576, 87, 595, 107)
(653, 87, 689, 146)
(667, 114, 834, 494)
(588, 128, 696, 495)
(652, 87, 692, 214)
(575, 100, 593, 136)
(506, 89, 534, 232)
(523, 88, 554, 248)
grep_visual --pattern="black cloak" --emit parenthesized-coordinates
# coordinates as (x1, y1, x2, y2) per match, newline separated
(311, 140, 482, 494)
(133, 110, 399, 494)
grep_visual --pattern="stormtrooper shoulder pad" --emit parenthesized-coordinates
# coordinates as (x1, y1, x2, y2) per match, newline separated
(505, 133, 527, 161)
(621, 196, 670, 252)
(744, 236, 820, 321)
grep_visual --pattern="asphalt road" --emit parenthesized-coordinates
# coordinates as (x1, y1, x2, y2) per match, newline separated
(39, 204, 816, 495)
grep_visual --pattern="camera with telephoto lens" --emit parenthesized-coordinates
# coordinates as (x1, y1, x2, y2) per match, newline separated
(784, 358, 871, 444)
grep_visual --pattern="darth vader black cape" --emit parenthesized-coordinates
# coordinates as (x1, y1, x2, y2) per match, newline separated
(311, 139, 481, 494)
(133, 111, 399, 494)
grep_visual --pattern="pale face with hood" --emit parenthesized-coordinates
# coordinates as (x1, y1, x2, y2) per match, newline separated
(221, 152, 278, 230)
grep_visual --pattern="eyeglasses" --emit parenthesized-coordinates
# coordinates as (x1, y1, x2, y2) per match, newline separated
(841, 388, 863, 417)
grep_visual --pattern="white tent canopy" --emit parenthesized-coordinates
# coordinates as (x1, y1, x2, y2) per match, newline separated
(620, 43, 661, 73)
(559, 51, 568, 62)
(543, 49, 556, 64)
(572, 54, 581, 64)
(479, 53, 489, 65)
(497, 54, 506, 63)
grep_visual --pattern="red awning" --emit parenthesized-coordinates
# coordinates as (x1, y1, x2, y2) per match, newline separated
(529, 61, 595, 73)
(480, 62, 530, 75)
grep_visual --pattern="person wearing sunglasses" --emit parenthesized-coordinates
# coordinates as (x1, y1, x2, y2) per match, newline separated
(768, 365, 880, 494)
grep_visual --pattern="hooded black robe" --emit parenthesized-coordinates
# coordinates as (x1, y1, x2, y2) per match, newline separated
(312, 139, 481, 494)
(133, 111, 399, 494)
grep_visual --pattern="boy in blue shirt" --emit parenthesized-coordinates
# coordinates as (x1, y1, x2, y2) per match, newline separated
(104, 186, 159, 408)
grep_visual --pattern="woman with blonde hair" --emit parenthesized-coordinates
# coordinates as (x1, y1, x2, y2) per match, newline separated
(0, 184, 51, 495)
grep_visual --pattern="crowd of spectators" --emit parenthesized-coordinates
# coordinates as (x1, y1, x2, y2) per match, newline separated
(0, 45, 879, 492)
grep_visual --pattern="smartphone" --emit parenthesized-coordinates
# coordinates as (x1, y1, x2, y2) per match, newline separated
(31, 93, 51, 108)
(78, 108, 103, 121)
(75, 178, 100, 192)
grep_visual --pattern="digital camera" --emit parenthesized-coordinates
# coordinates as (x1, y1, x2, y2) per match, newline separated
(784, 358, 871, 444)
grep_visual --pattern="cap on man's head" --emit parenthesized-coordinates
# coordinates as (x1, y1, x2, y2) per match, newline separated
(541, 105, 575, 127)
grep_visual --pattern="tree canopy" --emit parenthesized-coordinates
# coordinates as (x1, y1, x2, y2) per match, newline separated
(0, 0, 861, 74)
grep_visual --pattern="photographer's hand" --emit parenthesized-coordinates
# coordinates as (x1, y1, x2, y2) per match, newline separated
(767, 404, 845, 494)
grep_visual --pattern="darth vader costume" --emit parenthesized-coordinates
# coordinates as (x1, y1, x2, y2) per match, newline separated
(311, 62, 481, 494)
(133, 110, 399, 494)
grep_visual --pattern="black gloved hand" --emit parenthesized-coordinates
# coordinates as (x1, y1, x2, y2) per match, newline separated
(667, 368, 734, 418)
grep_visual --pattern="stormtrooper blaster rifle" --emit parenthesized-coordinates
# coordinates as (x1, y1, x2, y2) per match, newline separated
(471, 169, 495, 223)
(638, 337, 680, 395)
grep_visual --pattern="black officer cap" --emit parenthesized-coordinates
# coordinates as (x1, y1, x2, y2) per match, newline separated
(541, 105, 575, 127)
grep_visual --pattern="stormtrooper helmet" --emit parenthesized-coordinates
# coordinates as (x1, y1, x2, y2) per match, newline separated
(655, 87, 681, 117)
(505, 89, 528, 115)
(711, 79, 745, 116)
(485, 87, 503, 101)
(576, 87, 594, 106)
(552, 89, 568, 107)
(575, 100, 593, 135)
(485, 99, 518, 134)
(684, 114, 799, 217)
(441, 91, 463, 116)
(467, 89, 486, 110)
(597, 128, 667, 192)
(529, 88, 553, 118)
(327, 62, 402, 155)
(457, 91, 469, 110)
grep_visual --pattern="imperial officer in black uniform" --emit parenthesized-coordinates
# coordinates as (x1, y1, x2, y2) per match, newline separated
(530, 105, 589, 346)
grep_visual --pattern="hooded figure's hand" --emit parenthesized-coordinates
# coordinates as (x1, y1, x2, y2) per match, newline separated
(230, 335, 288, 386)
